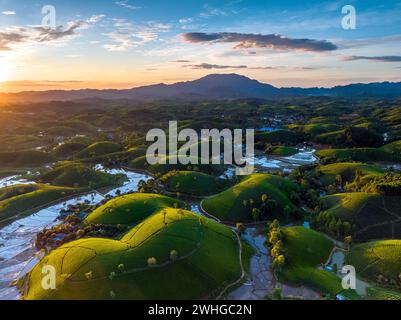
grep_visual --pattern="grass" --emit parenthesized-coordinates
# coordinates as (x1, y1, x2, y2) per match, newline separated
(159, 171, 227, 196)
(129, 155, 226, 176)
(366, 287, 401, 300)
(314, 130, 345, 146)
(317, 162, 384, 186)
(347, 240, 401, 284)
(280, 226, 342, 296)
(0, 150, 55, 169)
(84, 193, 185, 226)
(22, 208, 242, 300)
(0, 183, 78, 227)
(76, 141, 123, 159)
(37, 162, 124, 189)
(202, 173, 300, 222)
(320, 193, 401, 240)
(316, 148, 393, 162)
(268, 146, 298, 157)
(256, 130, 300, 146)
(287, 123, 341, 137)
(46, 126, 78, 137)
(380, 140, 401, 159)
(0, 134, 50, 152)
(53, 142, 87, 158)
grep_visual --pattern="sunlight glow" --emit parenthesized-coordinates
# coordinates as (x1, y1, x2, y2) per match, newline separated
(0, 61, 10, 82)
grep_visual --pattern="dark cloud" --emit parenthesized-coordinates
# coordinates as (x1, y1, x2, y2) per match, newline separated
(184, 63, 247, 69)
(182, 32, 337, 52)
(182, 63, 321, 71)
(0, 15, 103, 51)
(343, 55, 401, 62)
(173, 59, 192, 63)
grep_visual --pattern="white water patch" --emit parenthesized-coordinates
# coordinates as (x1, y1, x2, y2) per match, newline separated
(0, 174, 36, 188)
(258, 127, 281, 132)
(0, 166, 150, 300)
(253, 148, 317, 172)
(219, 167, 235, 180)
(282, 148, 318, 165)
(254, 158, 285, 169)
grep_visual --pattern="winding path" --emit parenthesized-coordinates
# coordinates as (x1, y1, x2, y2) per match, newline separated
(216, 230, 245, 300)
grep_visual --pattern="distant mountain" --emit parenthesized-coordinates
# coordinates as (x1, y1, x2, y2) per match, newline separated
(2, 74, 401, 102)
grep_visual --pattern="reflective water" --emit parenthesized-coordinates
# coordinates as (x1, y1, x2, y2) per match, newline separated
(0, 166, 151, 299)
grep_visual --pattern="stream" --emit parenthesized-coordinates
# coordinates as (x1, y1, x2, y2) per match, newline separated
(0, 166, 151, 299)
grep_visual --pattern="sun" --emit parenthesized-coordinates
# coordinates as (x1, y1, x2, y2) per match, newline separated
(0, 61, 10, 82)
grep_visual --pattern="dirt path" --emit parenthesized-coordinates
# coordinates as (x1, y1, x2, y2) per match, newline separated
(216, 230, 245, 300)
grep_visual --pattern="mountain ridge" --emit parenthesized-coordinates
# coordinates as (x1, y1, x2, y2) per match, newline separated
(2, 73, 401, 102)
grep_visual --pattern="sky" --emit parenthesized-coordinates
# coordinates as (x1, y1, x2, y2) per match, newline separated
(0, 0, 401, 92)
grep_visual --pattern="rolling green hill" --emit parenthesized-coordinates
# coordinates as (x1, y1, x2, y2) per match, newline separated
(159, 171, 227, 196)
(320, 193, 401, 240)
(347, 240, 401, 286)
(37, 162, 123, 189)
(202, 174, 301, 222)
(84, 193, 185, 226)
(22, 208, 242, 300)
(0, 184, 77, 227)
(0, 150, 55, 169)
(280, 226, 342, 295)
(316, 148, 393, 162)
(317, 162, 384, 186)
(76, 142, 123, 159)
(53, 142, 87, 158)
(267, 146, 298, 157)
(316, 140, 401, 162)
(129, 155, 225, 176)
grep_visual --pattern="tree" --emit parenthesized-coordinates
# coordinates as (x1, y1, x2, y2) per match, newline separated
(272, 287, 282, 300)
(283, 205, 291, 221)
(270, 240, 284, 259)
(335, 219, 343, 237)
(170, 250, 178, 261)
(269, 219, 280, 231)
(261, 194, 268, 203)
(273, 255, 285, 273)
(147, 257, 157, 266)
(344, 235, 353, 245)
(236, 223, 244, 234)
(252, 208, 260, 221)
(261, 193, 269, 216)
(343, 222, 352, 236)
(269, 229, 281, 245)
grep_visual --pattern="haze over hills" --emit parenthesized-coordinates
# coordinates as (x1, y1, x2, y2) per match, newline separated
(2, 74, 401, 103)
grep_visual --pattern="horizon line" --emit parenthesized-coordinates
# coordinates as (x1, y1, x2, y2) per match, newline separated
(1, 73, 401, 94)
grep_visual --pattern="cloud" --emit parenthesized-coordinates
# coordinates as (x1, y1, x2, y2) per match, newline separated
(115, 1, 140, 10)
(2, 11, 16, 16)
(0, 15, 104, 51)
(343, 55, 401, 62)
(182, 62, 321, 71)
(179, 18, 193, 24)
(182, 32, 337, 52)
(173, 59, 192, 63)
(103, 19, 171, 51)
(184, 63, 247, 69)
